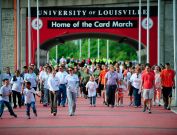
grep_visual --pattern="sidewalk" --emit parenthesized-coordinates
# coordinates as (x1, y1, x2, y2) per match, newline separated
(0, 96, 177, 135)
(171, 107, 177, 114)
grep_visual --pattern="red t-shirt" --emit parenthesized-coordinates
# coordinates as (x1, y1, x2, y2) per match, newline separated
(142, 72, 155, 89)
(142, 69, 155, 76)
(99, 70, 108, 85)
(161, 69, 175, 87)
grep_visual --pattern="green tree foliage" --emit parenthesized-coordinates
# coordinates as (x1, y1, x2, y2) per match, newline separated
(49, 39, 137, 61)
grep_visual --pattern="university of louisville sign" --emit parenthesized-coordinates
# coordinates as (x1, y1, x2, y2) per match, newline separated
(26, 6, 157, 65)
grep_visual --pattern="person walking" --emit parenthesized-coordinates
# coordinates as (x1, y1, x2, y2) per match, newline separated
(98, 65, 108, 104)
(154, 65, 162, 106)
(48, 69, 60, 116)
(1, 67, 13, 103)
(10, 70, 24, 108)
(65, 67, 79, 116)
(161, 63, 175, 110)
(86, 75, 98, 107)
(140, 65, 155, 114)
(93, 65, 101, 97)
(80, 67, 90, 98)
(40, 66, 50, 107)
(56, 65, 68, 107)
(129, 65, 141, 108)
(24, 66, 37, 91)
(0, 79, 17, 118)
(104, 65, 119, 107)
(23, 81, 40, 119)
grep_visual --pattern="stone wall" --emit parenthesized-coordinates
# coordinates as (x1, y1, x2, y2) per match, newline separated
(1, 9, 14, 72)
(162, 1, 176, 67)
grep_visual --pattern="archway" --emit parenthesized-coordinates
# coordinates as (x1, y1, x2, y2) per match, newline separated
(37, 32, 146, 65)
(27, 6, 157, 66)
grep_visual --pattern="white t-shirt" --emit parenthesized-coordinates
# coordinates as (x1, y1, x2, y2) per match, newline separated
(48, 76, 60, 91)
(65, 74, 79, 93)
(39, 70, 45, 80)
(127, 72, 132, 81)
(43, 73, 50, 89)
(11, 76, 24, 92)
(119, 83, 127, 92)
(86, 81, 98, 97)
(24, 73, 37, 88)
(39, 71, 49, 89)
(155, 73, 161, 88)
(0, 85, 12, 102)
(130, 73, 141, 89)
(60, 58, 66, 64)
(89, 66, 96, 74)
(117, 71, 123, 80)
(56, 71, 68, 84)
(23, 88, 36, 104)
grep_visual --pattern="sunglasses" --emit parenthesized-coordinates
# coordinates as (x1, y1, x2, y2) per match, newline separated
(68, 70, 73, 71)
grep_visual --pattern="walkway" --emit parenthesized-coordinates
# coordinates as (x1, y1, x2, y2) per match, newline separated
(0, 96, 177, 135)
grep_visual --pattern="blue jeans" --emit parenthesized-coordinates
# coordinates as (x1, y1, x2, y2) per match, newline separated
(26, 102, 37, 116)
(67, 91, 77, 115)
(43, 88, 49, 105)
(58, 84, 66, 106)
(0, 100, 16, 117)
(89, 96, 96, 105)
(133, 87, 141, 107)
(21, 94, 25, 105)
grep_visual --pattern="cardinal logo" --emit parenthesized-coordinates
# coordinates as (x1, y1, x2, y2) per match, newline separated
(32, 18, 43, 30)
(142, 18, 153, 30)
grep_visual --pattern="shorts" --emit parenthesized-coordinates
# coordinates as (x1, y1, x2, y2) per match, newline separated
(143, 89, 154, 99)
(118, 93, 124, 98)
(99, 84, 104, 91)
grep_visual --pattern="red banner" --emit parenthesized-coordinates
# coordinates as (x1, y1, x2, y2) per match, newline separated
(26, 6, 158, 65)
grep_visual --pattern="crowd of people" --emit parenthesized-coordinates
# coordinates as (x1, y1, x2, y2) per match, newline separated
(0, 56, 176, 119)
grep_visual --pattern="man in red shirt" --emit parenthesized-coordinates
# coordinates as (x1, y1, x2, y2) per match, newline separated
(140, 65, 155, 113)
(98, 65, 108, 105)
(161, 63, 175, 110)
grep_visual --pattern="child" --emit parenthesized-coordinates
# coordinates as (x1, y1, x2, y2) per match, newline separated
(86, 76, 98, 107)
(0, 79, 17, 118)
(23, 81, 40, 119)
(115, 79, 127, 106)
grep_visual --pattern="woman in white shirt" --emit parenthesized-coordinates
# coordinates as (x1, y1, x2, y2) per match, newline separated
(24, 67, 37, 90)
(40, 66, 50, 106)
(65, 67, 79, 116)
(129, 65, 142, 107)
(48, 69, 60, 116)
(11, 70, 24, 108)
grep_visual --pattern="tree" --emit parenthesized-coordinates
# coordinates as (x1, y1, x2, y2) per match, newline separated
(49, 39, 137, 61)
